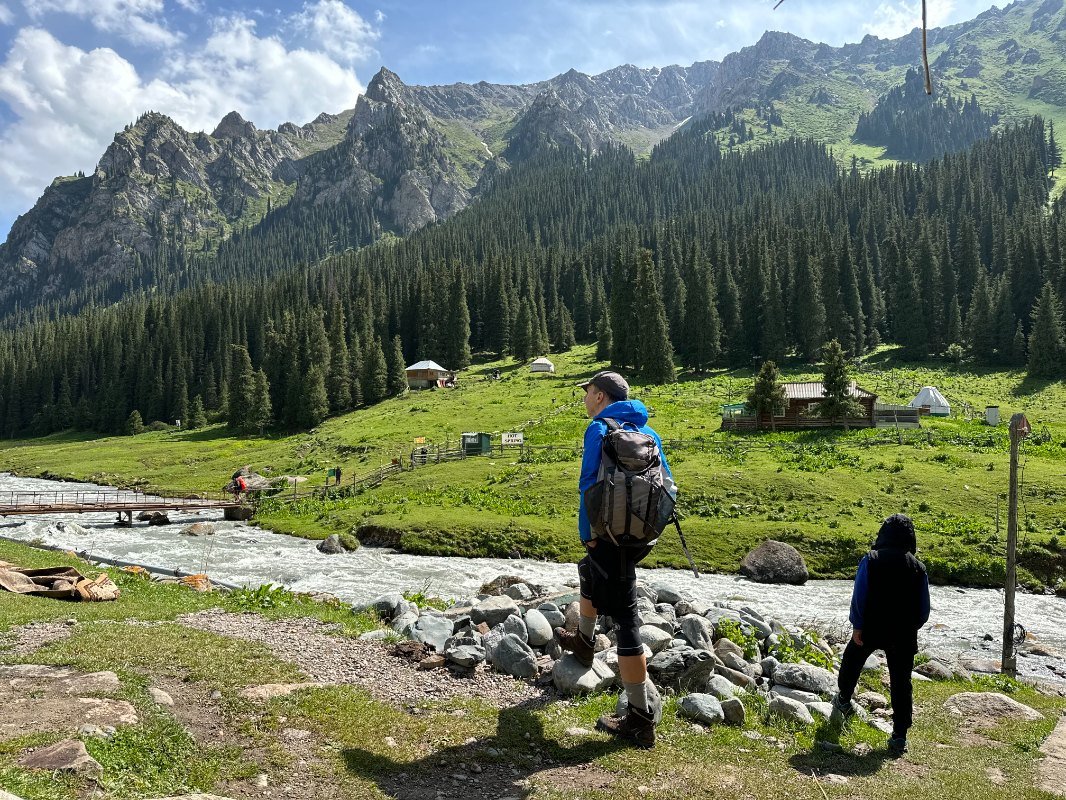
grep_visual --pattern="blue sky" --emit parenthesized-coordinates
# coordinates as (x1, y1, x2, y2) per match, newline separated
(0, 0, 1000, 243)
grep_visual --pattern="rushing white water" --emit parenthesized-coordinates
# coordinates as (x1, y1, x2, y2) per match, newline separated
(2, 473, 1064, 681)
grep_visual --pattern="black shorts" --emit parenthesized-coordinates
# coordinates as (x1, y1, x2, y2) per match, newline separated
(578, 540, 653, 657)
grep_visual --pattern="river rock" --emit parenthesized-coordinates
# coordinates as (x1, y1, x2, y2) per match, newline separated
(719, 651, 752, 674)
(716, 664, 757, 690)
(564, 601, 581, 631)
(771, 685, 821, 705)
(722, 696, 746, 725)
(915, 659, 954, 680)
(680, 615, 716, 650)
(639, 625, 674, 654)
(358, 629, 393, 642)
(523, 609, 553, 647)
(707, 674, 742, 700)
(636, 584, 658, 603)
(655, 603, 678, 623)
(649, 647, 720, 692)
(741, 615, 773, 639)
(739, 540, 809, 585)
(148, 688, 174, 707)
(552, 655, 615, 696)
(537, 603, 566, 629)
(679, 694, 725, 726)
(482, 625, 507, 660)
(760, 656, 780, 680)
(444, 635, 486, 668)
(470, 596, 519, 628)
(18, 739, 102, 776)
(411, 614, 455, 652)
(504, 583, 534, 602)
(147, 512, 171, 526)
(490, 634, 537, 679)
(714, 638, 745, 661)
(769, 696, 814, 725)
(653, 584, 683, 604)
(390, 609, 419, 637)
(503, 614, 528, 643)
(857, 691, 888, 711)
(675, 598, 712, 617)
(316, 534, 347, 554)
(944, 692, 1043, 724)
(638, 611, 674, 633)
(364, 593, 405, 620)
(180, 522, 215, 537)
(773, 663, 836, 696)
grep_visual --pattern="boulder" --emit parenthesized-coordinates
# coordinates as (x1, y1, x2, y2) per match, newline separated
(364, 593, 405, 621)
(470, 596, 520, 628)
(706, 674, 743, 700)
(714, 638, 746, 660)
(180, 522, 215, 537)
(720, 651, 752, 674)
(148, 688, 174, 706)
(857, 691, 888, 711)
(638, 611, 674, 633)
(444, 638, 486, 668)
(147, 512, 171, 526)
(739, 540, 809, 585)
(771, 685, 821, 705)
(390, 610, 419, 637)
(503, 614, 528, 643)
(648, 647, 721, 692)
(358, 630, 393, 642)
(772, 663, 836, 696)
(760, 656, 780, 680)
(523, 609, 553, 647)
(715, 664, 757, 690)
(808, 702, 835, 720)
(675, 598, 712, 617)
(482, 626, 507, 660)
(915, 660, 954, 680)
(504, 583, 535, 602)
(679, 694, 725, 726)
(316, 534, 347, 554)
(490, 634, 538, 679)
(537, 603, 566, 629)
(721, 696, 746, 725)
(552, 655, 616, 696)
(18, 739, 102, 776)
(652, 584, 683, 604)
(769, 696, 814, 726)
(639, 625, 674, 654)
(411, 614, 455, 652)
(944, 692, 1043, 724)
(680, 615, 716, 650)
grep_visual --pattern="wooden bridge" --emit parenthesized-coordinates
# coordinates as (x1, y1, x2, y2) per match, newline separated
(0, 489, 249, 523)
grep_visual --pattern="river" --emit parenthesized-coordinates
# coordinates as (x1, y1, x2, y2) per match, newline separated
(1, 473, 1064, 682)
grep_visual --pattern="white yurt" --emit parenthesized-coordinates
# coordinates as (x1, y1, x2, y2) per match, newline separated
(530, 357, 555, 374)
(909, 386, 951, 417)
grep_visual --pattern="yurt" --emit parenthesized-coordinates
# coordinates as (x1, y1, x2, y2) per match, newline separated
(530, 357, 555, 374)
(909, 386, 951, 417)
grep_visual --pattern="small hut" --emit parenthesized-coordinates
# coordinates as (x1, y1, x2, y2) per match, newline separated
(530, 357, 555, 374)
(406, 360, 453, 390)
(909, 386, 951, 417)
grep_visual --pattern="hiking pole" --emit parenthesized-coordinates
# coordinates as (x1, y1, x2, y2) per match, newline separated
(672, 517, 700, 579)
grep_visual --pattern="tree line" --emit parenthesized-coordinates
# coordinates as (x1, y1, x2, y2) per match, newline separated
(0, 114, 1063, 439)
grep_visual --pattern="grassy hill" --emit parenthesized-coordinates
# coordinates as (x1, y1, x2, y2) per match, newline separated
(3, 345, 1064, 591)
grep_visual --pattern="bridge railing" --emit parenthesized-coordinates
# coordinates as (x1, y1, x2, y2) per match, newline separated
(0, 488, 236, 511)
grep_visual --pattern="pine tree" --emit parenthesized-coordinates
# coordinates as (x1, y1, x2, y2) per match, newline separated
(817, 339, 864, 429)
(512, 300, 534, 362)
(746, 360, 787, 431)
(444, 265, 472, 370)
(299, 366, 329, 428)
(679, 247, 721, 372)
(125, 410, 144, 436)
(361, 336, 388, 404)
(227, 345, 254, 432)
(893, 256, 928, 360)
(327, 304, 352, 413)
(387, 335, 408, 396)
(188, 395, 207, 429)
(792, 241, 826, 361)
(1027, 282, 1065, 378)
(633, 248, 677, 383)
(966, 269, 995, 362)
(595, 311, 613, 362)
(249, 369, 273, 434)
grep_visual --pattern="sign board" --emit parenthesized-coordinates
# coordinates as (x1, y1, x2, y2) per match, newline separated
(1011, 413, 1031, 438)
(502, 432, 524, 446)
(413, 436, 427, 444)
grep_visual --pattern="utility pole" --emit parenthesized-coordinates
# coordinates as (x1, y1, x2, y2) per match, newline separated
(1001, 412, 1030, 678)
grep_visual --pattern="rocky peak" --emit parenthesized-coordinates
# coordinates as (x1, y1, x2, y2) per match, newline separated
(365, 67, 409, 104)
(212, 111, 257, 140)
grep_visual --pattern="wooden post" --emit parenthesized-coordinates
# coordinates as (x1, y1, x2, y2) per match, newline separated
(1002, 413, 1030, 678)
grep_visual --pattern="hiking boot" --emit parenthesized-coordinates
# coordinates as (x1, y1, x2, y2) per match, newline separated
(554, 627, 594, 668)
(887, 735, 908, 756)
(597, 704, 656, 749)
(830, 693, 855, 723)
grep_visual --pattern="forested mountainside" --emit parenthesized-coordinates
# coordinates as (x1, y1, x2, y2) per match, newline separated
(3, 0, 1066, 319)
(0, 116, 1063, 438)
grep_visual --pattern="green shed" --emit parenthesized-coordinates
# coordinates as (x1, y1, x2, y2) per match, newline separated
(461, 432, 492, 455)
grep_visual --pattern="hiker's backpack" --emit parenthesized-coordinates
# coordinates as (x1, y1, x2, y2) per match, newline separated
(583, 418, 677, 547)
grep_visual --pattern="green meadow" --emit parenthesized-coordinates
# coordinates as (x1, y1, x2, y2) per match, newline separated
(2, 344, 1064, 589)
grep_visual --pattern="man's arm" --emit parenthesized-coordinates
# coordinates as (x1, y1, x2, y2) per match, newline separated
(849, 556, 869, 631)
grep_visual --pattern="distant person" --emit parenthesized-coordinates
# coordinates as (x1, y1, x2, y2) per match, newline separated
(833, 513, 931, 755)
(554, 370, 673, 749)
(335, 465, 342, 486)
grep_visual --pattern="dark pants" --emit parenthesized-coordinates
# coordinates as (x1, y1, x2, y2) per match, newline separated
(578, 540, 652, 658)
(837, 637, 916, 736)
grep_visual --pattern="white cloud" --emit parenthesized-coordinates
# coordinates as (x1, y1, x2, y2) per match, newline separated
(174, 0, 203, 11)
(292, 0, 379, 64)
(0, 21, 365, 226)
(863, 1, 958, 39)
(374, 9, 385, 24)
(22, 0, 179, 46)
(0, 4, 14, 25)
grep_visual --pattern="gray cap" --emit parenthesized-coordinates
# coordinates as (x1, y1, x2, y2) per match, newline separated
(578, 370, 629, 400)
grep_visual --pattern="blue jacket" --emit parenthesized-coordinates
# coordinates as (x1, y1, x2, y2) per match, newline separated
(578, 399, 673, 542)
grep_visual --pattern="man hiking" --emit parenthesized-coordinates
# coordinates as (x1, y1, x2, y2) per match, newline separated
(833, 513, 931, 755)
(554, 370, 673, 748)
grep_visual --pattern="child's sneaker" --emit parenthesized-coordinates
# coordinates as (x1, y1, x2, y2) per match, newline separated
(830, 693, 855, 722)
(888, 734, 908, 756)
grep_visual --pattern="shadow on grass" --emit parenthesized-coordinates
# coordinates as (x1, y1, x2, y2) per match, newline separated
(787, 720, 895, 779)
(340, 694, 627, 800)
(1011, 374, 1056, 399)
